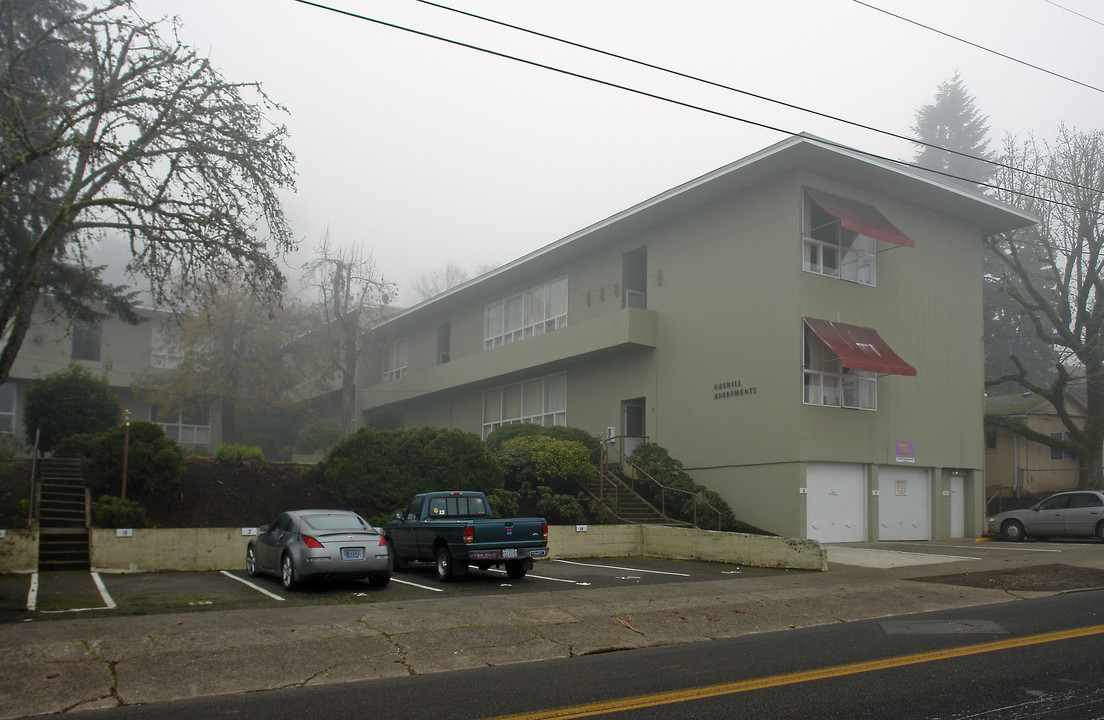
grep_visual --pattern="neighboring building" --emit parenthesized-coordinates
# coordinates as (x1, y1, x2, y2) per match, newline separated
(357, 134, 1036, 542)
(984, 392, 1085, 497)
(5, 306, 218, 452)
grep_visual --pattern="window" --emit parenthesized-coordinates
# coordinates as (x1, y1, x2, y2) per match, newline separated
(803, 325, 876, 410)
(427, 495, 486, 518)
(152, 405, 211, 444)
(1069, 493, 1103, 509)
(382, 339, 408, 382)
(804, 194, 877, 286)
(1050, 432, 1075, 461)
(482, 373, 567, 437)
(484, 277, 568, 350)
(0, 383, 14, 433)
(985, 430, 998, 451)
(71, 320, 102, 361)
(151, 327, 182, 369)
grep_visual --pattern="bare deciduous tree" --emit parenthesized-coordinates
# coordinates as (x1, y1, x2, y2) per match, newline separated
(301, 230, 396, 434)
(0, 0, 296, 383)
(986, 126, 1104, 488)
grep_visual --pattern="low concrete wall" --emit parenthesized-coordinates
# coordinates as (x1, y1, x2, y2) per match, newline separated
(91, 528, 249, 573)
(0, 525, 826, 573)
(0, 529, 38, 572)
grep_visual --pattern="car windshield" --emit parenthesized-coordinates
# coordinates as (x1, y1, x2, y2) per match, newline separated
(302, 513, 372, 532)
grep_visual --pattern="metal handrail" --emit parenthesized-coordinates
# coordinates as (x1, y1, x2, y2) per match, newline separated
(601, 435, 724, 530)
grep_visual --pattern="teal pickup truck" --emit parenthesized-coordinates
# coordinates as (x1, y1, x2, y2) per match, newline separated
(383, 491, 548, 581)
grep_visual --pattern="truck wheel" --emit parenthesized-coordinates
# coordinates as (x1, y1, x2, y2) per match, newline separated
(505, 560, 527, 579)
(435, 546, 456, 582)
(388, 542, 406, 570)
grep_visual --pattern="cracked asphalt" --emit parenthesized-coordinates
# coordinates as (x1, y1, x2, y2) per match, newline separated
(4, 541, 1104, 719)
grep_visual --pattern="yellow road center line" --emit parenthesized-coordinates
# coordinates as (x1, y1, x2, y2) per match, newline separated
(489, 623, 1104, 720)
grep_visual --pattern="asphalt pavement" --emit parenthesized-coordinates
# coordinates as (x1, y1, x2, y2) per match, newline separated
(3, 539, 1103, 719)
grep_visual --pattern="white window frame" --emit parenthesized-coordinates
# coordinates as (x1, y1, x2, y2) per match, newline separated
(803, 327, 877, 410)
(482, 372, 567, 438)
(382, 339, 408, 382)
(152, 406, 211, 445)
(0, 383, 15, 434)
(484, 277, 568, 350)
(1050, 431, 1075, 461)
(803, 194, 877, 287)
(151, 327, 183, 369)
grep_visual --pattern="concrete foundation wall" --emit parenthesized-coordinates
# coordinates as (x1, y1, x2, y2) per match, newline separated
(1, 525, 827, 573)
(0, 529, 38, 572)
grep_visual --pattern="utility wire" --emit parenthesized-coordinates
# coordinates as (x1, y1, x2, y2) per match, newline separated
(416, 0, 1097, 197)
(291, 0, 1098, 215)
(854, 0, 1104, 94)
(1042, 0, 1104, 29)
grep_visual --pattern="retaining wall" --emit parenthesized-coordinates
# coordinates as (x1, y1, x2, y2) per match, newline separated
(0, 524, 827, 573)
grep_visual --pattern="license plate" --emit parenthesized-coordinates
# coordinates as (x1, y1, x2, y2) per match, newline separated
(502, 548, 518, 558)
(342, 547, 364, 560)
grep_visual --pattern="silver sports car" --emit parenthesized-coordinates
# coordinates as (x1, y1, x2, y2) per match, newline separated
(247, 509, 391, 589)
(987, 491, 1104, 542)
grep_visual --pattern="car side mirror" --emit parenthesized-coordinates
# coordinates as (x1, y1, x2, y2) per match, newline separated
(394, 512, 403, 521)
(259, 524, 270, 533)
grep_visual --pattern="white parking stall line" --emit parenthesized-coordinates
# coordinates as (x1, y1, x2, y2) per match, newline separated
(91, 572, 117, 609)
(26, 572, 37, 611)
(391, 577, 444, 592)
(485, 568, 582, 584)
(220, 571, 285, 600)
(552, 559, 691, 577)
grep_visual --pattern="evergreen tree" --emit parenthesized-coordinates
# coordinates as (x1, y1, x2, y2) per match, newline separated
(912, 71, 994, 187)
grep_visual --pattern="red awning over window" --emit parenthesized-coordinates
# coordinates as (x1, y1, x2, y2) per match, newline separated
(803, 317, 917, 376)
(805, 188, 915, 248)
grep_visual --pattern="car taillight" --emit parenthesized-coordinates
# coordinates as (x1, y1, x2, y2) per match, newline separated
(541, 522, 548, 541)
(302, 534, 324, 549)
(379, 535, 388, 546)
(462, 525, 474, 544)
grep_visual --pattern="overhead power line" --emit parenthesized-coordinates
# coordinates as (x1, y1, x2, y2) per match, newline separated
(415, 0, 1097, 197)
(853, 0, 1104, 95)
(291, 0, 1099, 215)
(1042, 0, 1104, 29)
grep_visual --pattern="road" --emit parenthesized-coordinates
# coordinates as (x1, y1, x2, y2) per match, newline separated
(28, 588, 1104, 720)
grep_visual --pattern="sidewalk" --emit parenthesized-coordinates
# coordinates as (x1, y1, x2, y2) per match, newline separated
(0, 545, 1093, 719)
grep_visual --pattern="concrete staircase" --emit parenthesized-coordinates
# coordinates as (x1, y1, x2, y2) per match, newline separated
(37, 458, 91, 571)
(579, 472, 691, 527)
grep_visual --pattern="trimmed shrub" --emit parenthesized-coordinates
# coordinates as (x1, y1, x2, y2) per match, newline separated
(92, 422, 185, 499)
(321, 427, 502, 519)
(23, 363, 122, 452)
(215, 444, 265, 462)
(55, 433, 100, 459)
(485, 424, 602, 463)
(92, 495, 148, 528)
(297, 421, 342, 454)
(628, 443, 740, 532)
(496, 435, 595, 496)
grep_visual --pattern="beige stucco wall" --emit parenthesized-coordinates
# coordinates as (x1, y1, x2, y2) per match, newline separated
(0, 526, 825, 573)
(0, 529, 38, 572)
(91, 528, 249, 572)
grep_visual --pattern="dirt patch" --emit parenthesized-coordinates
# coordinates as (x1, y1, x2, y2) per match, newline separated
(910, 563, 1104, 592)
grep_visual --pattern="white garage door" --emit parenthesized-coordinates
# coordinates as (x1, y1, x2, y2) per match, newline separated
(806, 463, 866, 543)
(878, 467, 931, 541)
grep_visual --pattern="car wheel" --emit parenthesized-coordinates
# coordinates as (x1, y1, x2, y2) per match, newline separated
(505, 560, 527, 579)
(388, 542, 406, 570)
(369, 571, 391, 587)
(246, 546, 260, 577)
(281, 554, 298, 590)
(1001, 519, 1026, 542)
(435, 546, 455, 582)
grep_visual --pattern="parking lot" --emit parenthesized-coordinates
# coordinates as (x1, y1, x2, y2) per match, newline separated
(0, 556, 790, 622)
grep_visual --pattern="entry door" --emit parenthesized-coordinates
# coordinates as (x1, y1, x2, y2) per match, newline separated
(806, 463, 866, 543)
(622, 398, 645, 458)
(878, 467, 931, 541)
(950, 475, 965, 538)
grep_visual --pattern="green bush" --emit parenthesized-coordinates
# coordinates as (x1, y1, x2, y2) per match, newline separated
(321, 427, 502, 519)
(92, 495, 148, 528)
(297, 421, 342, 454)
(485, 424, 601, 463)
(215, 444, 265, 462)
(533, 486, 586, 525)
(496, 435, 595, 496)
(628, 443, 739, 531)
(92, 422, 185, 499)
(55, 433, 100, 459)
(24, 363, 122, 452)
